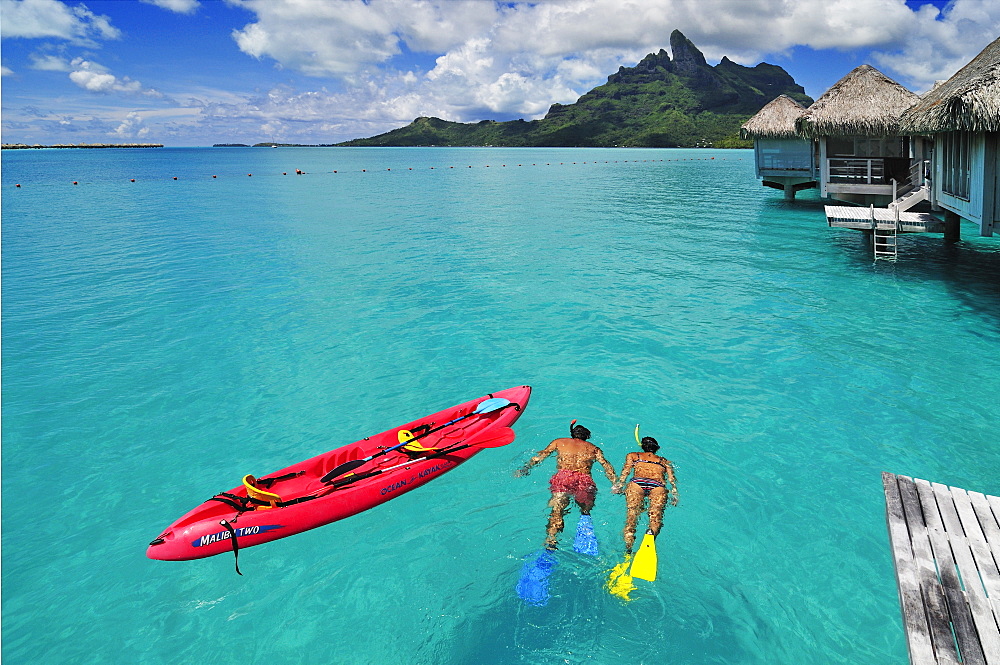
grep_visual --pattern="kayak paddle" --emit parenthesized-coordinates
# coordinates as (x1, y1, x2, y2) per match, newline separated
(326, 427, 516, 490)
(320, 397, 511, 483)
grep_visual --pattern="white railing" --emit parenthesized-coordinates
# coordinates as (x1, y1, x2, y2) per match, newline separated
(890, 160, 931, 209)
(828, 158, 885, 184)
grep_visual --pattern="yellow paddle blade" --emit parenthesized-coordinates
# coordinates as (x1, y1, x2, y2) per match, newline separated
(606, 556, 636, 601)
(629, 532, 657, 581)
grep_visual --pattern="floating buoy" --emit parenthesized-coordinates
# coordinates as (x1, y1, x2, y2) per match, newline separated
(16, 184, 21, 188)
(408, 168, 412, 170)
(213, 175, 217, 178)
(173, 177, 178, 180)
(362, 169, 366, 172)
(333, 170, 337, 173)
(130, 179, 135, 182)
(248, 173, 252, 177)
(387, 168, 390, 171)
(73, 181, 78, 185)
(283, 172, 287, 175)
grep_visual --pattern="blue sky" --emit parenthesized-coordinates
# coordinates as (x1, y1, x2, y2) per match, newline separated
(1, 0, 998, 146)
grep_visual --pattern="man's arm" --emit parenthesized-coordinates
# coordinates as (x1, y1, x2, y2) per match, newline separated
(513, 440, 558, 477)
(612, 453, 635, 493)
(594, 447, 617, 484)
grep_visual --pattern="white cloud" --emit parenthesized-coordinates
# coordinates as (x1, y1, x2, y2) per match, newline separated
(68, 57, 161, 96)
(29, 52, 71, 71)
(0, 0, 120, 44)
(5, 0, 998, 146)
(1, 64, 14, 76)
(112, 111, 150, 138)
(221, 0, 1000, 129)
(139, 0, 199, 14)
(871, 0, 1000, 91)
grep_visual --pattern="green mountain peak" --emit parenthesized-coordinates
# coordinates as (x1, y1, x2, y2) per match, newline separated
(338, 31, 812, 148)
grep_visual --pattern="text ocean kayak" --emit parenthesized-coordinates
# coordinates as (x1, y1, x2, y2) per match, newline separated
(147, 385, 531, 561)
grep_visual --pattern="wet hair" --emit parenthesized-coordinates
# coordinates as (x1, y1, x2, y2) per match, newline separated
(571, 424, 591, 440)
(640, 436, 660, 453)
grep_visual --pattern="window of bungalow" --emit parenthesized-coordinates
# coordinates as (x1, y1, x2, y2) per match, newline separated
(826, 136, 906, 157)
(757, 139, 812, 171)
(941, 131, 971, 200)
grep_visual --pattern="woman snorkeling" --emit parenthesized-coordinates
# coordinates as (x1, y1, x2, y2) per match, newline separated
(612, 428, 678, 553)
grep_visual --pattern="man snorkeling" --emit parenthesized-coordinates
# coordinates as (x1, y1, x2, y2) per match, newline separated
(515, 423, 617, 550)
(612, 433, 678, 554)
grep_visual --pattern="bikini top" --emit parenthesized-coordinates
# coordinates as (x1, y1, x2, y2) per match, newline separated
(632, 453, 670, 470)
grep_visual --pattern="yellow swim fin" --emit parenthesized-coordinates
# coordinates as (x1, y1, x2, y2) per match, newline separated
(606, 554, 636, 601)
(629, 531, 657, 581)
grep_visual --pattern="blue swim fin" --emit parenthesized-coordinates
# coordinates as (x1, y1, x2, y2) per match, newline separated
(572, 515, 599, 556)
(516, 549, 557, 606)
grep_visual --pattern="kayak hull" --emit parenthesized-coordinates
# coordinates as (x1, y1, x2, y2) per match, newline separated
(147, 386, 531, 561)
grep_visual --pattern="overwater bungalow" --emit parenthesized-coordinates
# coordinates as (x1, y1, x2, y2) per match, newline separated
(899, 36, 1000, 238)
(796, 65, 923, 207)
(740, 95, 817, 199)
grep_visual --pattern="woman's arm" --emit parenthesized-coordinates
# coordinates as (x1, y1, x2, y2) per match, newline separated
(612, 453, 636, 493)
(664, 458, 678, 505)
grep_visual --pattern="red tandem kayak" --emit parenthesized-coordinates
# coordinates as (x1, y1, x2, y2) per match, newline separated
(147, 385, 531, 562)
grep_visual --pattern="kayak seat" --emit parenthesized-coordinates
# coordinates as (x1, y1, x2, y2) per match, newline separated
(243, 474, 282, 509)
(401, 440, 439, 455)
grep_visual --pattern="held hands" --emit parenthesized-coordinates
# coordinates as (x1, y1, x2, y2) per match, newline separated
(611, 482, 624, 494)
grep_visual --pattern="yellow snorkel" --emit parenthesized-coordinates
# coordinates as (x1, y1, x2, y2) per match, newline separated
(634, 424, 641, 446)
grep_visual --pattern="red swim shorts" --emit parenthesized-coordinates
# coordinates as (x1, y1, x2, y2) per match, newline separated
(549, 469, 597, 504)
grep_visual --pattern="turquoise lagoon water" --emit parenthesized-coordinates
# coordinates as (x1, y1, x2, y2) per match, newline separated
(2, 147, 998, 665)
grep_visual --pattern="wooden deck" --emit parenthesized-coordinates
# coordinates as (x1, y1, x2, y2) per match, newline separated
(883, 473, 1000, 665)
(826, 206, 945, 233)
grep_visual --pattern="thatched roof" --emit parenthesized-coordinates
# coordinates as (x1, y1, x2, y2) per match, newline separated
(900, 37, 1000, 133)
(740, 95, 808, 139)
(796, 65, 919, 138)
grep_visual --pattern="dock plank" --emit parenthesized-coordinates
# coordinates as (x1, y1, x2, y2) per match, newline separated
(917, 481, 1000, 665)
(933, 482, 1000, 665)
(898, 477, 965, 664)
(825, 205, 945, 233)
(950, 487, 1000, 620)
(884, 474, 1000, 665)
(884, 473, 938, 665)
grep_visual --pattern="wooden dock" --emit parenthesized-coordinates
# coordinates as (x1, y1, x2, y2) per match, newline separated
(883, 473, 1000, 665)
(826, 205, 945, 233)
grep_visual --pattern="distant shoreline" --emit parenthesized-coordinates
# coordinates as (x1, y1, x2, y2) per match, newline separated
(2, 143, 164, 150)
